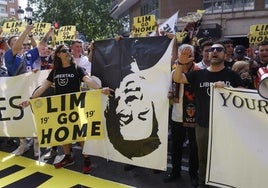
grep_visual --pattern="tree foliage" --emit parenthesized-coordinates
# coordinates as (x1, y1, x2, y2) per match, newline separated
(28, 0, 120, 41)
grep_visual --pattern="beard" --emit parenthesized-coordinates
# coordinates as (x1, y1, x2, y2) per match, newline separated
(210, 57, 224, 65)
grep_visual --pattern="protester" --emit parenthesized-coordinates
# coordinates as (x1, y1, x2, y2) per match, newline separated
(232, 60, 254, 89)
(254, 40, 268, 89)
(220, 38, 235, 69)
(197, 41, 213, 69)
(234, 45, 248, 61)
(71, 39, 91, 74)
(19, 44, 113, 174)
(256, 40, 268, 67)
(173, 41, 244, 188)
(163, 44, 199, 188)
(4, 23, 54, 157)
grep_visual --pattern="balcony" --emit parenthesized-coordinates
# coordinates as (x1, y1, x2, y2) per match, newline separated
(110, 0, 139, 18)
(0, 0, 7, 5)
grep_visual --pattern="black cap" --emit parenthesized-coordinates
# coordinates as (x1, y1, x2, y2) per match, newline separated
(235, 45, 246, 54)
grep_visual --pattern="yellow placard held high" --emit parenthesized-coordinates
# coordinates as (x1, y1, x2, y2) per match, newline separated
(249, 24, 268, 45)
(31, 22, 51, 43)
(1, 21, 26, 38)
(133, 15, 156, 35)
(53, 25, 76, 42)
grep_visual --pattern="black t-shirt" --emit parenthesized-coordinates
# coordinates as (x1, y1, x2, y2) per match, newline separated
(47, 64, 86, 95)
(185, 67, 243, 127)
(224, 59, 235, 69)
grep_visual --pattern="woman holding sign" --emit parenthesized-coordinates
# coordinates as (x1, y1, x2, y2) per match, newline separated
(20, 44, 113, 174)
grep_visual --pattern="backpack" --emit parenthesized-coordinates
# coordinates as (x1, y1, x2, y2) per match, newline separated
(0, 66, 8, 77)
(13, 54, 27, 76)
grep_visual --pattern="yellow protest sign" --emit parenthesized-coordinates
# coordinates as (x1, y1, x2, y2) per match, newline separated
(32, 22, 51, 43)
(30, 90, 104, 147)
(133, 15, 156, 35)
(53, 25, 76, 42)
(249, 24, 268, 45)
(176, 31, 188, 43)
(1, 21, 26, 38)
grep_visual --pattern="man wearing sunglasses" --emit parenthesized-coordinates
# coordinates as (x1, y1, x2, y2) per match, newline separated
(173, 41, 243, 188)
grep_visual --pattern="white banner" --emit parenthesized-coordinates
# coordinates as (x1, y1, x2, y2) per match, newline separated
(150, 11, 178, 36)
(0, 70, 49, 137)
(207, 87, 268, 188)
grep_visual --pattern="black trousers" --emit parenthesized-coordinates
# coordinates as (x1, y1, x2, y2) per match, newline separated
(170, 120, 199, 178)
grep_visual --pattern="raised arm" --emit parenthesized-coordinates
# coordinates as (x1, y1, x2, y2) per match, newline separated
(173, 47, 194, 84)
(38, 26, 54, 47)
(12, 24, 33, 56)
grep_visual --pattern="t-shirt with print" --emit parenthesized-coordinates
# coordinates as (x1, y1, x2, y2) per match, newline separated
(47, 64, 87, 95)
(185, 67, 243, 128)
(4, 47, 39, 76)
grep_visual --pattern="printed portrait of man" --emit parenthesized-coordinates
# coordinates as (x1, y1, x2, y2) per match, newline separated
(104, 72, 161, 159)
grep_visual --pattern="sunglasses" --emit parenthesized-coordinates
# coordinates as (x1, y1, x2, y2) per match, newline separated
(209, 47, 225, 52)
(59, 48, 71, 53)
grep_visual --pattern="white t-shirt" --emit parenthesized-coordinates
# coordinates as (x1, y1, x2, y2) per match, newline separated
(73, 55, 91, 74)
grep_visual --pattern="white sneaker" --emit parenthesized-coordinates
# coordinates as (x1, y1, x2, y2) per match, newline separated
(33, 139, 39, 157)
(12, 142, 30, 156)
(43, 149, 57, 160)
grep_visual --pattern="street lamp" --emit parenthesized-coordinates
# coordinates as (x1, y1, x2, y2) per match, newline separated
(25, 3, 33, 23)
(17, 3, 33, 24)
(17, 6, 24, 20)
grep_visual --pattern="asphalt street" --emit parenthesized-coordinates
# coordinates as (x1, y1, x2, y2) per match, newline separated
(0, 137, 194, 188)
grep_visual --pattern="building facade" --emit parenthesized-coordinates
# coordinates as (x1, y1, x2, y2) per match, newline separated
(109, 0, 268, 46)
(0, 0, 19, 20)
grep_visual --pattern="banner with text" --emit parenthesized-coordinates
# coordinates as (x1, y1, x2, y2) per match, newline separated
(150, 11, 179, 36)
(207, 87, 268, 188)
(30, 90, 104, 147)
(0, 70, 49, 137)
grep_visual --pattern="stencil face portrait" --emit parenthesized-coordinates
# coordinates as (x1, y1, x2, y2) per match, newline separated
(186, 103, 196, 118)
(104, 73, 161, 159)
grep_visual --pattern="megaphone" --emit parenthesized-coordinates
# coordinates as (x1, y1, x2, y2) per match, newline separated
(257, 67, 268, 100)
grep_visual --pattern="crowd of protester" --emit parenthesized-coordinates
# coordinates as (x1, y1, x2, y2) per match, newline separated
(0, 19, 268, 188)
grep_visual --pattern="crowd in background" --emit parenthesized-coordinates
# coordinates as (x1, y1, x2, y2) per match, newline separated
(0, 20, 268, 188)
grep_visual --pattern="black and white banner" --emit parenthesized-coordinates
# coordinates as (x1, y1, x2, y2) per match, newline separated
(85, 36, 173, 170)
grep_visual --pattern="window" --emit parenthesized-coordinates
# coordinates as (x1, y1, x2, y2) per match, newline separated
(141, 0, 159, 18)
(265, 0, 268, 8)
(10, 8, 15, 15)
(204, 0, 254, 13)
(0, 7, 5, 14)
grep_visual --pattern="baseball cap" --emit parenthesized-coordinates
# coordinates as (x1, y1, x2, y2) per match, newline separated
(235, 45, 246, 54)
